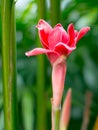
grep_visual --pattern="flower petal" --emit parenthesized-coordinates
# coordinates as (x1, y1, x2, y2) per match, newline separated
(61, 29, 69, 44)
(67, 23, 75, 46)
(54, 24, 69, 44)
(25, 48, 53, 56)
(36, 19, 52, 48)
(74, 30, 78, 37)
(76, 27, 90, 43)
(47, 52, 60, 65)
(54, 42, 76, 56)
(54, 23, 62, 28)
(25, 48, 59, 64)
(48, 27, 62, 50)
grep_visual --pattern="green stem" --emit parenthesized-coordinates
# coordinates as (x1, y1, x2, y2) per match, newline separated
(37, 0, 46, 19)
(60, 127, 67, 130)
(36, 0, 47, 130)
(50, 0, 61, 26)
(54, 108, 61, 130)
(1, 0, 18, 130)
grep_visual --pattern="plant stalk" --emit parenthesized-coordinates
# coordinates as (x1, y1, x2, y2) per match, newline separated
(54, 108, 61, 130)
(36, 0, 47, 130)
(1, 0, 18, 130)
(50, 0, 61, 26)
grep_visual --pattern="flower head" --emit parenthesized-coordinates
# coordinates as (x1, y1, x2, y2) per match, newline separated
(25, 19, 90, 64)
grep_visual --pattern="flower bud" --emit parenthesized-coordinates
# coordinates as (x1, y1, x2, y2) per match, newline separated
(60, 88, 71, 130)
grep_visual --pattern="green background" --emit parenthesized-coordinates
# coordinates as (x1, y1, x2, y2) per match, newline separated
(0, 0, 98, 130)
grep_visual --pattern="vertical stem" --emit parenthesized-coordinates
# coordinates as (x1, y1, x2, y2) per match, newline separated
(1, 0, 18, 130)
(37, 0, 46, 18)
(50, 0, 61, 26)
(54, 108, 60, 130)
(37, 0, 46, 130)
(51, 100, 61, 130)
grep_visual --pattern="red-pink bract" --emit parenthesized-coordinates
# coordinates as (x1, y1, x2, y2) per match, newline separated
(60, 88, 71, 129)
(25, 19, 90, 64)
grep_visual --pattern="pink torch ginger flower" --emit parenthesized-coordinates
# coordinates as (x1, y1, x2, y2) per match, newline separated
(25, 19, 90, 108)
(25, 19, 90, 65)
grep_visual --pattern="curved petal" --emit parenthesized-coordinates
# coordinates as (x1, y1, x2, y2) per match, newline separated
(48, 27, 62, 49)
(67, 23, 75, 46)
(61, 28, 69, 44)
(36, 19, 52, 48)
(54, 24, 69, 44)
(47, 51, 60, 65)
(74, 30, 78, 37)
(54, 42, 76, 56)
(76, 27, 90, 43)
(54, 23, 62, 28)
(25, 48, 59, 64)
(25, 48, 53, 56)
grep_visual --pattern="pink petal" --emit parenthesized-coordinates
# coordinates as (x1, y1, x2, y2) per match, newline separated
(54, 24, 69, 44)
(76, 27, 90, 43)
(61, 29, 69, 44)
(68, 23, 75, 46)
(74, 30, 78, 37)
(25, 48, 59, 64)
(36, 19, 52, 48)
(47, 52, 60, 65)
(54, 23, 62, 28)
(48, 27, 62, 50)
(25, 48, 53, 56)
(54, 42, 76, 57)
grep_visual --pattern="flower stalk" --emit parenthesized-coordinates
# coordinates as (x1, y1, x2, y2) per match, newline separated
(51, 56, 66, 130)
(51, 98, 61, 130)
(1, 0, 18, 130)
(54, 108, 61, 130)
(52, 56, 66, 108)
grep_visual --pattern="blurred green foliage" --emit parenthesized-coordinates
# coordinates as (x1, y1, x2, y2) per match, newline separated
(0, 0, 98, 130)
